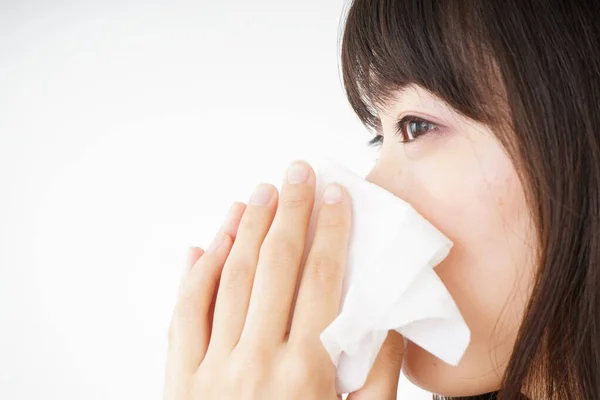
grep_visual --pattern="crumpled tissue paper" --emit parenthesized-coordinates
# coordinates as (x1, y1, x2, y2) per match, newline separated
(300, 158, 470, 394)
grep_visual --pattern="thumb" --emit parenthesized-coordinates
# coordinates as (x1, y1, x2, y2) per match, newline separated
(347, 331, 405, 400)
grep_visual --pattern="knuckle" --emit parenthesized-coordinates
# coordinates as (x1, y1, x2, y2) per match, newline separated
(226, 357, 260, 381)
(222, 258, 255, 290)
(168, 299, 196, 343)
(280, 355, 314, 392)
(240, 213, 264, 233)
(306, 254, 343, 283)
(227, 346, 271, 391)
(259, 236, 303, 265)
(193, 369, 215, 395)
(280, 344, 335, 396)
(318, 210, 349, 230)
(280, 192, 311, 209)
(195, 359, 230, 397)
(174, 294, 198, 318)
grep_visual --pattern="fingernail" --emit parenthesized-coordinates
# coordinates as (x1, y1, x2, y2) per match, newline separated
(225, 202, 239, 224)
(207, 232, 225, 253)
(286, 161, 310, 184)
(223, 202, 243, 237)
(322, 183, 343, 204)
(249, 184, 272, 206)
(187, 246, 200, 267)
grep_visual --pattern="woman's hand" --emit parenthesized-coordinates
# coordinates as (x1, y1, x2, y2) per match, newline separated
(164, 161, 404, 400)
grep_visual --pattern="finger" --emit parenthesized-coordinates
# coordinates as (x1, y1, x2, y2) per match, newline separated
(220, 202, 247, 240)
(177, 246, 205, 297)
(165, 231, 233, 398)
(290, 182, 351, 340)
(205, 201, 247, 253)
(347, 331, 405, 400)
(188, 246, 205, 270)
(208, 183, 278, 354)
(177, 202, 246, 297)
(241, 161, 316, 343)
(167, 201, 244, 364)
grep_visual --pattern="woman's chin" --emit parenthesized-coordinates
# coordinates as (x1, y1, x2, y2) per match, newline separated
(401, 341, 499, 397)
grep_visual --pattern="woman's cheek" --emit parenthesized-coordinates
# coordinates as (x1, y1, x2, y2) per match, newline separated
(404, 129, 526, 252)
(402, 137, 484, 241)
(402, 133, 533, 329)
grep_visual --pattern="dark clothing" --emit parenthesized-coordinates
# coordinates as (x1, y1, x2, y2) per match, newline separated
(470, 392, 499, 399)
(434, 391, 531, 399)
(433, 391, 499, 399)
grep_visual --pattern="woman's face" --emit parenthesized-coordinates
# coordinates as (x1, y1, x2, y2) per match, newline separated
(365, 85, 537, 396)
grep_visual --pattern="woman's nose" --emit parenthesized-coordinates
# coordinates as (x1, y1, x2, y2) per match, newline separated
(365, 161, 388, 188)
(365, 168, 378, 185)
(364, 160, 407, 202)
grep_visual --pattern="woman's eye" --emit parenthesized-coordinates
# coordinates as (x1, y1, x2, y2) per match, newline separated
(367, 116, 439, 148)
(367, 134, 383, 148)
(398, 116, 438, 142)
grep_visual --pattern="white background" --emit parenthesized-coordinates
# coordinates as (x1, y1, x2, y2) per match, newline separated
(0, 1, 430, 398)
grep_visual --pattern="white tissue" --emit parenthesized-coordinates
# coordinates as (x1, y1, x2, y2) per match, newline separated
(302, 159, 470, 394)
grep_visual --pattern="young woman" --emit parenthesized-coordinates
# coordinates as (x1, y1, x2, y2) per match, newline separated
(163, 1, 600, 399)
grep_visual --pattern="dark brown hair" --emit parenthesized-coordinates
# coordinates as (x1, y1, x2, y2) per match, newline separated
(340, 1, 600, 399)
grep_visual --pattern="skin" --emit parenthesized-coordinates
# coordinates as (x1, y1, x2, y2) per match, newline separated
(164, 160, 403, 400)
(367, 85, 537, 396)
(164, 84, 537, 398)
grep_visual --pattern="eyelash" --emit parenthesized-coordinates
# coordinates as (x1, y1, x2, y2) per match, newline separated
(367, 115, 439, 148)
